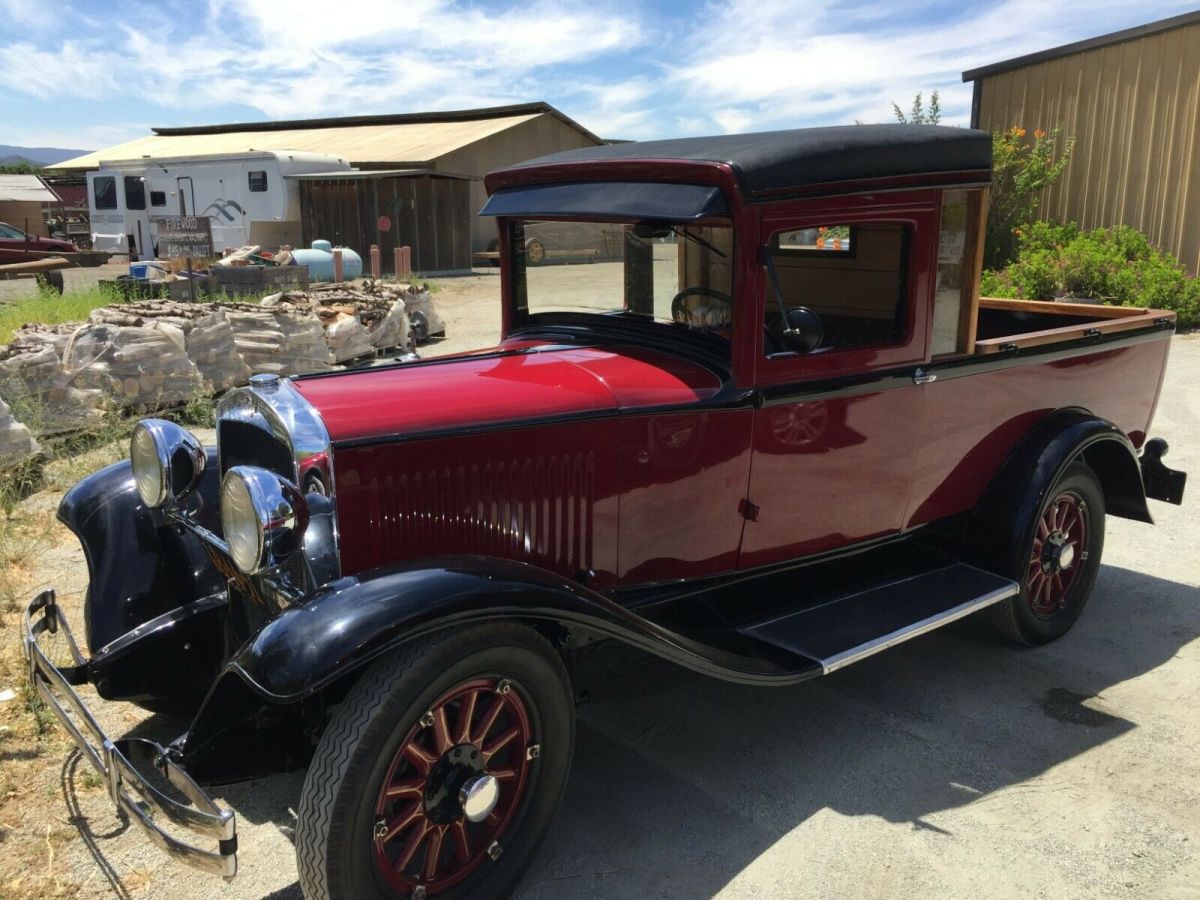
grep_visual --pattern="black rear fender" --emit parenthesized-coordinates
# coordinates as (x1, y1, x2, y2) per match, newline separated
(964, 409, 1150, 577)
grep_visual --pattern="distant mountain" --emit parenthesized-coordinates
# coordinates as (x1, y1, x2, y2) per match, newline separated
(0, 144, 91, 165)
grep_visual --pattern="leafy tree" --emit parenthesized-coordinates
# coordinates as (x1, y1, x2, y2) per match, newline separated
(0, 161, 44, 175)
(892, 91, 941, 125)
(985, 126, 1074, 267)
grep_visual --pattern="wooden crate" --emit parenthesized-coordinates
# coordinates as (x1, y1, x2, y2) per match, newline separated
(213, 265, 310, 297)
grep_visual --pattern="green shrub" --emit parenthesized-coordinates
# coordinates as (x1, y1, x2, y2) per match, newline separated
(981, 222, 1199, 328)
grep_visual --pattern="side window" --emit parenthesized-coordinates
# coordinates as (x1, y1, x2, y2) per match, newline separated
(124, 176, 146, 210)
(248, 170, 268, 192)
(92, 176, 117, 210)
(149, 190, 167, 207)
(764, 222, 908, 354)
(932, 189, 985, 356)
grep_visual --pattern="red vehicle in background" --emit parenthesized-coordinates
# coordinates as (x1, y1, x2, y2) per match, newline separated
(25, 125, 1186, 899)
(0, 220, 79, 264)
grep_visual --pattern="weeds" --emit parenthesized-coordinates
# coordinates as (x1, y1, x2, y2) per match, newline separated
(0, 287, 114, 345)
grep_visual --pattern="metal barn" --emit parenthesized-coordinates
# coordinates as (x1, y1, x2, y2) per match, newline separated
(297, 170, 474, 276)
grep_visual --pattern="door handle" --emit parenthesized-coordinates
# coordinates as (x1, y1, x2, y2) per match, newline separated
(913, 368, 937, 385)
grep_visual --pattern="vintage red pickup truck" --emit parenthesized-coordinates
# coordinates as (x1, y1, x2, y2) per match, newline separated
(25, 125, 1187, 899)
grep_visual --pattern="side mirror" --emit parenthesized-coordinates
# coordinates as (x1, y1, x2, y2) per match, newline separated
(780, 307, 823, 354)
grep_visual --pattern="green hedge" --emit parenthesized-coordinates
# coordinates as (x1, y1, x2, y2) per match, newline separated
(980, 222, 1199, 328)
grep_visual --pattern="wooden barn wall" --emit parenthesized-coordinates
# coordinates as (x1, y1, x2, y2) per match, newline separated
(435, 114, 600, 250)
(0, 201, 50, 236)
(976, 21, 1200, 273)
(301, 176, 472, 274)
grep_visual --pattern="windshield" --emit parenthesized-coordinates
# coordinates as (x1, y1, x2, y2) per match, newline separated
(511, 219, 734, 333)
(0, 223, 25, 239)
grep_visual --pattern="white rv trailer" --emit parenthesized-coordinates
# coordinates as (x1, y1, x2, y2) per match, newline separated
(86, 151, 354, 259)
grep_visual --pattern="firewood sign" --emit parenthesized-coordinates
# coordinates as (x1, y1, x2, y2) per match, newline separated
(152, 216, 214, 259)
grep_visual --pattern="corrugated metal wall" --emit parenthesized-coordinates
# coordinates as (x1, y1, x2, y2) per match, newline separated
(438, 115, 599, 250)
(976, 21, 1200, 273)
(300, 174, 472, 275)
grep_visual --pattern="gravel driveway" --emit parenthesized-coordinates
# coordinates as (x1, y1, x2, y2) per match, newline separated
(26, 327, 1200, 900)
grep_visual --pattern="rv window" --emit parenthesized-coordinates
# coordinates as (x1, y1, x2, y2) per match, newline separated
(150, 190, 167, 207)
(93, 176, 117, 210)
(248, 170, 268, 192)
(124, 176, 146, 210)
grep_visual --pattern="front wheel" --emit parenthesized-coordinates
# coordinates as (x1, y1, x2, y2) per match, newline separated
(296, 624, 574, 899)
(991, 461, 1106, 645)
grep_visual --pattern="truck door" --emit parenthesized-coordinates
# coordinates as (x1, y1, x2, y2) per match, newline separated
(738, 200, 936, 570)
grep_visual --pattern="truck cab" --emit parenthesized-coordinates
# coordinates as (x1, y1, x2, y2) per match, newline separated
(27, 124, 1186, 899)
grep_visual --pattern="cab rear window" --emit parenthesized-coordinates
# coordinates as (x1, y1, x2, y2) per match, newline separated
(93, 176, 117, 210)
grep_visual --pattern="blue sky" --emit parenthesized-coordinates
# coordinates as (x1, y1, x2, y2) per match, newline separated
(2, 0, 1195, 151)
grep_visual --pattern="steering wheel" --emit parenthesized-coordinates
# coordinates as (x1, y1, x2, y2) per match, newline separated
(670, 287, 734, 328)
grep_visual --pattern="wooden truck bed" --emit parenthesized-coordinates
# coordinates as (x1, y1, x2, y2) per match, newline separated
(973, 298, 1174, 354)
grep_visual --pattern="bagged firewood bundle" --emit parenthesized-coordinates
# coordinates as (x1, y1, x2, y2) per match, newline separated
(64, 323, 204, 410)
(0, 395, 39, 468)
(0, 345, 104, 434)
(89, 301, 251, 393)
(324, 312, 376, 362)
(224, 306, 336, 376)
(9, 322, 81, 358)
(370, 297, 411, 350)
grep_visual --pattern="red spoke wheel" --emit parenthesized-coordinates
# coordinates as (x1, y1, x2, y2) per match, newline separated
(992, 461, 1106, 645)
(296, 624, 574, 900)
(370, 678, 533, 894)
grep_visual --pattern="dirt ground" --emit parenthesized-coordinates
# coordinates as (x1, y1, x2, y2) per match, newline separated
(0, 278, 1197, 899)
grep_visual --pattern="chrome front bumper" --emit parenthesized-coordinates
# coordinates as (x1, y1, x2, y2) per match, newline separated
(22, 590, 237, 879)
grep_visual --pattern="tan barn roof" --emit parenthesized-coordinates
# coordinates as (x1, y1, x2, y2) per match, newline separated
(0, 174, 60, 202)
(52, 102, 602, 171)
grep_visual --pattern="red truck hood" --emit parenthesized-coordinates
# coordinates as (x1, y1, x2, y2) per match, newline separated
(292, 343, 724, 444)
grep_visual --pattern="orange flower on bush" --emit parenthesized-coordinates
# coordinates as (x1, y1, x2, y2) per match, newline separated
(1034, 129, 1047, 139)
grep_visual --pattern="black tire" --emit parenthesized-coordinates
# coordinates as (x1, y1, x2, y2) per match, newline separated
(296, 624, 574, 900)
(991, 461, 1105, 645)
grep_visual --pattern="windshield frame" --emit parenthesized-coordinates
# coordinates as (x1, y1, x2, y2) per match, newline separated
(504, 215, 737, 337)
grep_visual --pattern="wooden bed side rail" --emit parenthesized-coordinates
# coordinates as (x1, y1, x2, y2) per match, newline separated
(974, 297, 1176, 354)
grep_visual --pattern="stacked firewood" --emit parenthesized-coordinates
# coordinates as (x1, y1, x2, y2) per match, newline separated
(222, 304, 337, 376)
(64, 322, 205, 410)
(0, 395, 39, 468)
(263, 281, 414, 361)
(0, 344, 105, 434)
(88, 301, 252, 393)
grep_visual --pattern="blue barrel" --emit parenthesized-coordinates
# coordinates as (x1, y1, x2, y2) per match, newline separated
(292, 240, 364, 282)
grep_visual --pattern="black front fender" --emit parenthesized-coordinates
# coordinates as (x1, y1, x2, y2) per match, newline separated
(59, 448, 226, 652)
(221, 555, 809, 705)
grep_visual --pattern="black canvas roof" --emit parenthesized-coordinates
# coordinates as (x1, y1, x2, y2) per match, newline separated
(507, 124, 992, 196)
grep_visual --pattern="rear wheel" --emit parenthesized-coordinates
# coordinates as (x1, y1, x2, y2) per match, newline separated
(524, 239, 546, 266)
(991, 461, 1105, 645)
(296, 624, 574, 899)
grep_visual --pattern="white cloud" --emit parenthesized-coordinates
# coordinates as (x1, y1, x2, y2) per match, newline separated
(1, 0, 1196, 148)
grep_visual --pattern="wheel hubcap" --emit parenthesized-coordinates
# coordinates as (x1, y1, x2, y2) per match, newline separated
(371, 677, 534, 895)
(1027, 491, 1088, 616)
(459, 774, 500, 823)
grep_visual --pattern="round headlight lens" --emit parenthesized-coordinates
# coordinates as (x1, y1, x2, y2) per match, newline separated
(221, 472, 264, 575)
(130, 422, 167, 507)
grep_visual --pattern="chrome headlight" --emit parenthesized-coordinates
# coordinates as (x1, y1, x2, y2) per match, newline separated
(130, 419, 206, 509)
(220, 466, 308, 575)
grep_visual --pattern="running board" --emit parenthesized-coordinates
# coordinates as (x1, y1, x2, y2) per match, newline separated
(738, 563, 1018, 675)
